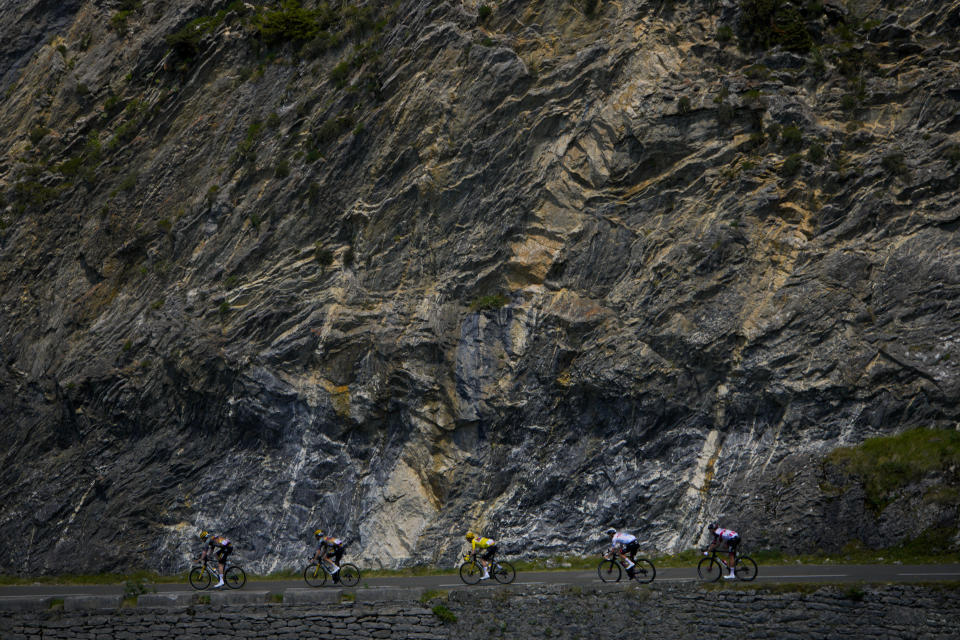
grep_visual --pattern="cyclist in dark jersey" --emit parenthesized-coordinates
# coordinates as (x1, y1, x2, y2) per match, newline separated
(198, 530, 233, 588)
(312, 529, 347, 584)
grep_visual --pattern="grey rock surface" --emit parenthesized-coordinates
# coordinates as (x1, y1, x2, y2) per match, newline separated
(0, 0, 959, 574)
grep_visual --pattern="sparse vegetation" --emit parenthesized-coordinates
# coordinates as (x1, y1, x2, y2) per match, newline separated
(469, 294, 509, 312)
(677, 96, 691, 114)
(780, 124, 803, 151)
(781, 153, 803, 177)
(806, 141, 825, 164)
(737, 0, 818, 52)
(946, 145, 960, 166)
(827, 428, 960, 512)
(881, 152, 909, 176)
(432, 604, 457, 624)
(315, 243, 334, 267)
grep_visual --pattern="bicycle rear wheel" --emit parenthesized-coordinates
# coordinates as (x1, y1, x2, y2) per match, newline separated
(189, 566, 211, 590)
(697, 557, 722, 582)
(224, 566, 246, 589)
(597, 558, 622, 583)
(303, 563, 328, 587)
(492, 561, 516, 584)
(338, 563, 361, 587)
(736, 556, 758, 581)
(459, 560, 483, 585)
(631, 558, 656, 584)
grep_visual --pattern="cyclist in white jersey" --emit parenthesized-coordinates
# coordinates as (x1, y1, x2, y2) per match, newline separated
(704, 523, 740, 579)
(604, 528, 640, 579)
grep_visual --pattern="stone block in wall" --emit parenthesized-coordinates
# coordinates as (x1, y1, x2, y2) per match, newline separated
(137, 592, 195, 607)
(0, 596, 51, 611)
(208, 590, 269, 606)
(282, 588, 343, 605)
(353, 587, 423, 604)
(63, 595, 123, 611)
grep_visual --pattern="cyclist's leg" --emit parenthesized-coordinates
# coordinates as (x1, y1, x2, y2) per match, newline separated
(217, 546, 232, 582)
(625, 541, 640, 575)
(481, 546, 496, 577)
(725, 538, 738, 577)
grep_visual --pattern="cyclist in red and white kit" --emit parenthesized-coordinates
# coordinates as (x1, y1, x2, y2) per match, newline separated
(704, 523, 740, 579)
(604, 528, 640, 579)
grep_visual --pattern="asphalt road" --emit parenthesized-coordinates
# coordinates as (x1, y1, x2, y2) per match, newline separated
(2, 564, 959, 598)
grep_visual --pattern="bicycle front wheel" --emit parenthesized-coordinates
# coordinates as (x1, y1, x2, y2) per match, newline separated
(736, 556, 758, 581)
(632, 558, 656, 584)
(492, 561, 516, 584)
(338, 563, 361, 587)
(189, 566, 211, 590)
(459, 561, 483, 585)
(597, 558, 622, 583)
(224, 566, 246, 589)
(697, 557, 722, 582)
(303, 563, 328, 587)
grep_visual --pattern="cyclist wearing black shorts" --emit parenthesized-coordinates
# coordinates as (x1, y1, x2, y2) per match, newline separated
(197, 530, 232, 588)
(312, 529, 346, 583)
(604, 528, 640, 578)
(704, 523, 740, 579)
(465, 532, 497, 580)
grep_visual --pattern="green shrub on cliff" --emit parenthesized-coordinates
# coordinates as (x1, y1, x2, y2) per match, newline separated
(827, 428, 960, 511)
(469, 294, 509, 312)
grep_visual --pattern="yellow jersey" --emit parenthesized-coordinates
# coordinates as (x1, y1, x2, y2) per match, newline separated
(471, 536, 495, 551)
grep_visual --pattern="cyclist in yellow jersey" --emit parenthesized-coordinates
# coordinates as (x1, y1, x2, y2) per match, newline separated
(465, 531, 497, 580)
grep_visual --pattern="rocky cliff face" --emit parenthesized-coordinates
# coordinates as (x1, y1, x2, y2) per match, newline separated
(1, 0, 958, 575)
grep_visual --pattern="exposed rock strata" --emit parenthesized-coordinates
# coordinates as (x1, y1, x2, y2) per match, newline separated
(0, 0, 958, 573)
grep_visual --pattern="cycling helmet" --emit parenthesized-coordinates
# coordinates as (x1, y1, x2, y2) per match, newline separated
(604, 527, 617, 536)
(314, 529, 323, 537)
(198, 530, 209, 540)
(706, 522, 718, 532)
(465, 531, 476, 541)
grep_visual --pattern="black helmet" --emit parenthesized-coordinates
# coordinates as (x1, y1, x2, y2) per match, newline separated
(604, 527, 616, 536)
(706, 522, 718, 531)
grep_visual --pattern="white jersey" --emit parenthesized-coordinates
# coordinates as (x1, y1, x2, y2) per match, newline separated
(714, 528, 738, 541)
(612, 532, 636, 548)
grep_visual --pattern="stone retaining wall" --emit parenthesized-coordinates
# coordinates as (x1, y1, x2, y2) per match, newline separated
(0, 603, 445, 640)
(2, 583, 959, 639)
(446, 583, 960, 639)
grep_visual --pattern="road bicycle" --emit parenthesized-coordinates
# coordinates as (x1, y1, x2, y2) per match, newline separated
(459, 552, 516, 585)
(189, 557, 247, 590)
(697, 547, 758, 582)
(303, 559, 361, 587)
(597, 550, 656, 584)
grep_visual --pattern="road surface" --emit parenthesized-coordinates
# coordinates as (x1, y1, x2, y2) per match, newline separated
(2, 563, 959, 598)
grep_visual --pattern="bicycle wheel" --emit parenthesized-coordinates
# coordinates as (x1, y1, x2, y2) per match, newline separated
(189, 566, 211, 590)
(597, 558, 622, 583)
(631, 558, 656, 584)
(224, 566, 246, 589)
(492, 561, 516, 584)
(303, 562, 328, 587)
(338, 563, 361, 587)
(736, 556, 758, 581)
(697, 557, 722, 582)
(459, 560, 483, 585)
